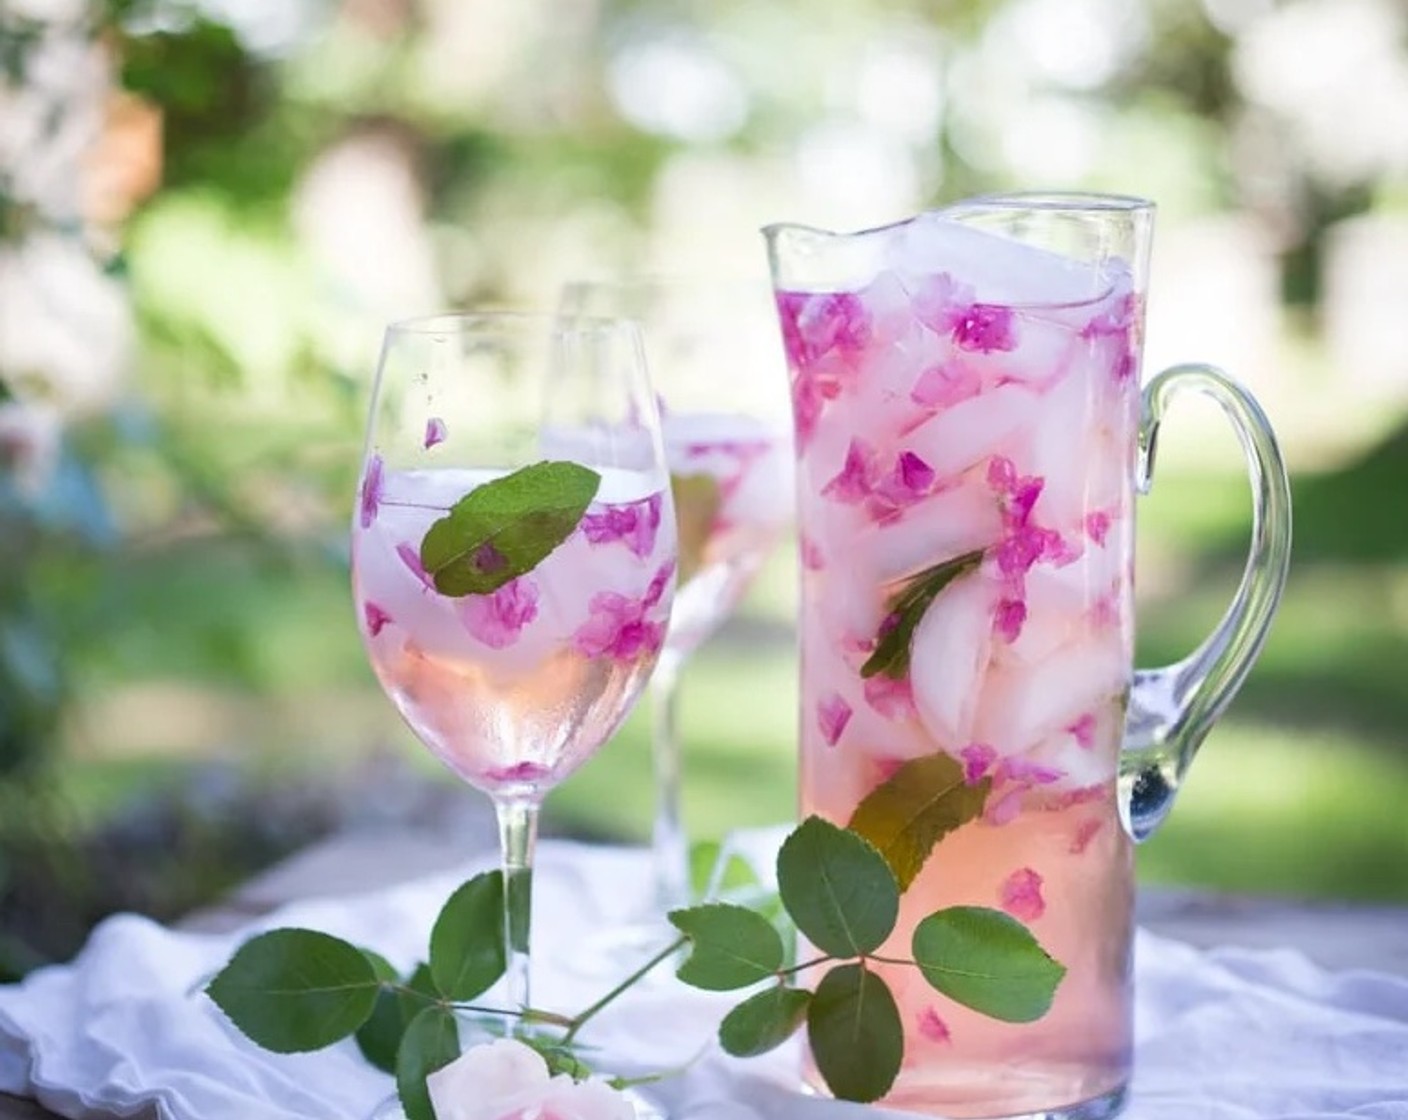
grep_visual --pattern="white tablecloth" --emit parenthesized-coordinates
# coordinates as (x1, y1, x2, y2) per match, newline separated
(2, 837, 1407, 1120)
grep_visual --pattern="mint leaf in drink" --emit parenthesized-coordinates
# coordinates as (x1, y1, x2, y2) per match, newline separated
(806, 964, 902, 1103)
(205, 929, 380, 1053)
(356, 961, 438, 1075)
(861, 549, 984, 680)
(912, 906, 1066, 1023)
(670, 472, 722, 582)
(430, 871, 506, 1000)
(396, 1005, 461, 1120)
(669, 902, 785, 990)
(776, 816, 898, 958)
(719, 986, 812, 1057)
(848, 754, 991, 891)
(0, 378, 12, 403)
(420, 460, 601, 597)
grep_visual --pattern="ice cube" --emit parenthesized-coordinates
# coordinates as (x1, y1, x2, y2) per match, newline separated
(1019, 370, 1130, 535)
(890, 213, 1115, 309)
(998, 566, 1085, 665)
(975, 632, 1127, 756)
(909, 568, 999, 747)
(866, 476, 1003, 583)
(904, 382, 1041, 479)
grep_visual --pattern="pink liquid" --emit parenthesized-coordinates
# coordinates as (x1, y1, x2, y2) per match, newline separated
(352, 467, 675, 798)
(661, 413, 791, 657)
(784, 255, 1141, 1116)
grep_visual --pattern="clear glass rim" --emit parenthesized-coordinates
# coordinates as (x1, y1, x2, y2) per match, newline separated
(763, 191, 1156, 241)
(384, 310, 641, 339)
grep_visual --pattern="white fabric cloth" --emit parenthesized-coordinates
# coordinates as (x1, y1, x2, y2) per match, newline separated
(1, 836, 1406, 1120)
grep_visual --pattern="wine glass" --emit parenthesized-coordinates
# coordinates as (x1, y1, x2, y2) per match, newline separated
(561, 279, 793, 922)
(351, 313, 676, 1114)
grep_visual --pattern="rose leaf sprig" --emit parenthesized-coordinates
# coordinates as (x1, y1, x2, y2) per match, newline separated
(206, 778, 1064, 1118)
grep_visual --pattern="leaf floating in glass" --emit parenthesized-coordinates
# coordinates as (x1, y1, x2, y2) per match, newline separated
(861, 549, 984, 680)
(419, 460, 601, 596)
(848, 753, 990, 890)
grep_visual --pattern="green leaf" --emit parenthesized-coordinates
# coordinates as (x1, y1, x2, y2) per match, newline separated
(848, 754, 991, 891)
(671, 472, 722, 582)
(719, 986, 812, 1057)
(861, 550, 984, 680)
(0, 378, 12, 403)
(361, 950, 398, 982)
(689, 840, 761, 900)
(806, 964, 903, 1103)
(776, 816, 899, 959)
(420, 461, 601, 596)
(430, 871, 506, 1000)
(911, 906, 1067, 1023)
(356, 961, 438, 1075)
(669, 903, 784, 990)
(205, 929, 380, 1053)
(396, 1005, 461, 1120)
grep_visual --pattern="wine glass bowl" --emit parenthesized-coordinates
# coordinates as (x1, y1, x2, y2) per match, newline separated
(351, 311, 677, 1017)
(561, 278, 793, 916)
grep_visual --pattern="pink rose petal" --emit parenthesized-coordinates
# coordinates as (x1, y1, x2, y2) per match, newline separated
(995, 756, 1065, 788)
(396, 542, 437, 591)
(817, 692, 853, 747)
(993, 597, 1027, 644)
(985, 787, 1024, 826)
(917, 1008, 951, 1044)
(912, 272, 975, 334)
(998, 867, 1046, 921)
(574, 589, 665, 661)
(911, 360, 981, 410)
(959, 742, 997, 786)
(951, 303, 1018, 353)
(359, 454, 384, 529)
(459, 578, 540, 649)
(1066, 712, 1097, 749)
(1085, 510, 1112, 546)
(874, 756, 907, 784)
(864, 674, 916, 720)
(1070, 816, 1104, 855)
(822, 439, 876, 505)
(484, 761, 552, 785)
(363, 600, 392, 637)
(644, 560, 675, 610)
(580, 493, 663, 559)
(776, 290, 873, 368)
(423, 417, 447, 449)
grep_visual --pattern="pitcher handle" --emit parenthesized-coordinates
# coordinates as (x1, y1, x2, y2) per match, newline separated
(1120, 363, 1293, 842)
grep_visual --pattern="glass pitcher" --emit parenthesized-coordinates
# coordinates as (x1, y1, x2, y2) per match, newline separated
(763, 194, 1292, 1119)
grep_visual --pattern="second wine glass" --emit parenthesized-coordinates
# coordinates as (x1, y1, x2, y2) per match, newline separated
(561, 279, 793, 918)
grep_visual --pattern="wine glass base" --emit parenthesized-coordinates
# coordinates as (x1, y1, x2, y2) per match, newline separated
(368, 1085, 667, 1119)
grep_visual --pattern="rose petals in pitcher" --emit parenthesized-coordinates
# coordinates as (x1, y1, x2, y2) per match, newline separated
(999, 867, 1046, 921)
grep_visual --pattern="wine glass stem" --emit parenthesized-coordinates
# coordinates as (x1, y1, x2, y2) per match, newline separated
(650, 650, 689, 912)
(494, 797, 540, 1024)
